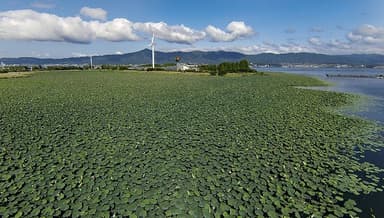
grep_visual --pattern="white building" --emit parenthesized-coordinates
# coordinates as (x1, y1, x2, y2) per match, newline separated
(176, 63, 199, 72)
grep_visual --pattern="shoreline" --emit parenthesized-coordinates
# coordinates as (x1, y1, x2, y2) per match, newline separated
(283, 70, 384, 217)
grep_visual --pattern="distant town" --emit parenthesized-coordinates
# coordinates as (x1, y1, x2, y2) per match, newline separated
(1, 62, 384, 74)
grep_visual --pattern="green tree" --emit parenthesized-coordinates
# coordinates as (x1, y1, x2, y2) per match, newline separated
(239, 59, 250, 72)
(218, 63, 228, 76)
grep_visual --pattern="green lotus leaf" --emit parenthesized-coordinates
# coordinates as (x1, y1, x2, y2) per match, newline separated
(165, 206, 183, 216)
(41, 207, 55, 216)
(30, 207, 41, 216)
(344, 199, 356, 210)
(242, 192, 250, 201)
(1, 70, 383, 217)
(58, 200, 70, 211)
(15, 211, 23, 218)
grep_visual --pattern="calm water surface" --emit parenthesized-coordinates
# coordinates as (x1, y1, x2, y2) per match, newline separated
(258, 67, 384, 217)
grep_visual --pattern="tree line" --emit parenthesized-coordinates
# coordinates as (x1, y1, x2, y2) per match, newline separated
(200, 59, 258, 76)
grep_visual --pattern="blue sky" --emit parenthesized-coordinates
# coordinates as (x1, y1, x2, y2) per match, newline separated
(0, 0, 383, 57)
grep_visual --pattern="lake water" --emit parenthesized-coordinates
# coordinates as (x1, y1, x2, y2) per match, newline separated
(257, 67, 384, 217)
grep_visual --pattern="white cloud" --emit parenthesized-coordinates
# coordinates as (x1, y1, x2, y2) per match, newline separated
(0, 10, 138, 43)
(80, 7, 107, 21)
(205, 25, 234, 42)
(326, 39, 351, 49)
(357, 24, 383, 36)
(221, 41, 313, 54)
(133, 22, 206, 44)
(308, 37, 322, 46)
(2, 9, 384, 55)
(90, 19, 139, 41)
(0, 9, 208, 44)
(227, 21, 254, 37)
(347, 24, 384, 44)
(170, 30, 384, 54)
(347, 32, 362, 42)
(0, 10, 93, 43)
(229, 24, 384, 54)
(206, 21, 254, 42)
(0, 9, 257, 46)
(304, 24, 384, 54)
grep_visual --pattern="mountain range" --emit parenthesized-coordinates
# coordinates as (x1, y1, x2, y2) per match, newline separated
(1, 49, 383, 66)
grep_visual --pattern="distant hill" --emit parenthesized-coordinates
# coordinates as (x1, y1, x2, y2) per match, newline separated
(1, 49, 383, 66)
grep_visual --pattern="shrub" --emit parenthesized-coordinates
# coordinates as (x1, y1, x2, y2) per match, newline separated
(146, 67, 165, 71)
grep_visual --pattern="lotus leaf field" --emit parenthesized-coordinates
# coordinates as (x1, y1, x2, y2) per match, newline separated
(1, 71, 383, 217)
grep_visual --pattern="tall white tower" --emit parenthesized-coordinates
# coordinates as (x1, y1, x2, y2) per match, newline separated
(149, 33, 155, 69)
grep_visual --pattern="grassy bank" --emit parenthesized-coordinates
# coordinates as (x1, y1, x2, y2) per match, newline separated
(0, 70, 383, 217)
(0, 71, 35, 79)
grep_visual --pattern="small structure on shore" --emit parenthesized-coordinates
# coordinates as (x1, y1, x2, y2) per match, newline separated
(176, 63, 199, 72)
(175, 56, 199, 72)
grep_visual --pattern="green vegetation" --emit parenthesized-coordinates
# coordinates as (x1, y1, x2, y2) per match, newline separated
(0, 71, 35, 79)
(0, 65, 91, 73)
(0, 66, 31, 73)
(218, 59, 253, 74)
(100, 65, 130, 71)
(146, 67, 166, 72)
(200, 59, 258, 76)
(0, 71, 383, 217)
